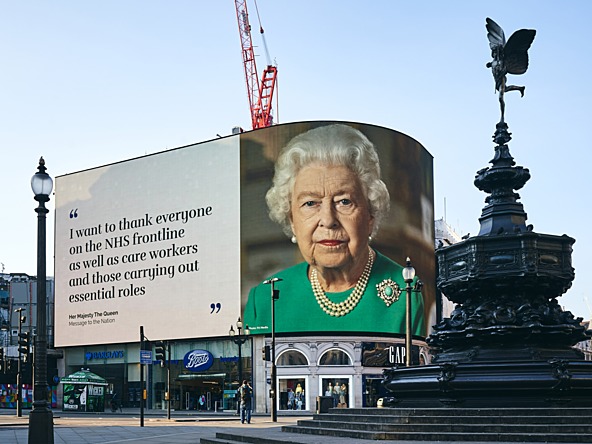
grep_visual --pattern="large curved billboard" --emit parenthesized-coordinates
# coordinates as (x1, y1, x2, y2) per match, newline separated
(54, 121, 434, 346)
(240, 122, 434, 336)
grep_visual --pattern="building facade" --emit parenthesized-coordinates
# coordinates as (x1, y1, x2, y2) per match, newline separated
(252, 335, 429, 413)
(0, 214, 455, 413)
(0, 273, 58, 409)
(434, 218, 462, 319)
(59, 332, 430, 412)
(0, 218, 463, 413)
(62, 337, 252, 411)
(575, 320, 592, 360)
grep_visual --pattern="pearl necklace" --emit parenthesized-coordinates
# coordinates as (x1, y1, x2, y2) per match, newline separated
(310, 248, 375, 317)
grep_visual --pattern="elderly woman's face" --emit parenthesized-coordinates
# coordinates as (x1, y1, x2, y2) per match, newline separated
(290, 163, 374, 272)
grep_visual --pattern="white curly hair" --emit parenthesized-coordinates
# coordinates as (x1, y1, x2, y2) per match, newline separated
(265, 124, 390, 237)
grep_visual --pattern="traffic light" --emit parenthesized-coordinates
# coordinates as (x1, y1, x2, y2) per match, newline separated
(261, 345, 270, 361)
(47, 357, 59, 386)
(154, 341, 166, 367)
(47, 367, 59, 386)
(18, 332, 30, 359)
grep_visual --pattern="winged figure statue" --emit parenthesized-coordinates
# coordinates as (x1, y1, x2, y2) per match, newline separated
(486, 18, 536, 122)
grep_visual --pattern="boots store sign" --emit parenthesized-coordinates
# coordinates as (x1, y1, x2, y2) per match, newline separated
(184, 349, 214, 372)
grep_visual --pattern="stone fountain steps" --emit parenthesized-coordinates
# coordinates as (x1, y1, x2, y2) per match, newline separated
(284, 420, 592, 436)
(337, 407, 592, 421)
(199, 407, 592, 443)
(280, 407, 592, 442)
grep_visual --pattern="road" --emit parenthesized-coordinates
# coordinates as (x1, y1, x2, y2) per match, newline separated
(0, 410, 309, 444)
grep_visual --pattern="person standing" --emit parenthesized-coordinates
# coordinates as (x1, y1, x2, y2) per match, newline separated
(239, 380, 252, 424)
(287, 388, 295, 410)
(340, 383, 347, 406)
(332, 382, 340, 407)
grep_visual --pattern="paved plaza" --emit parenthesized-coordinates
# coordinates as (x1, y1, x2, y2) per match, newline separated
(0, 409, 584, 444)
(0, 409, 397, 444)
(2, 410, 298, 444)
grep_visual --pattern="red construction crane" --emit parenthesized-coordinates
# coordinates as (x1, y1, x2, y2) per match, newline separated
(234, 0, 278, 130)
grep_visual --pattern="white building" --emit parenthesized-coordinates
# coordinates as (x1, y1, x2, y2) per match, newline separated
(434, 218, 463, 319)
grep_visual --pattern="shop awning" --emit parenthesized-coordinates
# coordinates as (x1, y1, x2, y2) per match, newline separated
(176, 373, 226, 381)
(60, 369, 108, 386)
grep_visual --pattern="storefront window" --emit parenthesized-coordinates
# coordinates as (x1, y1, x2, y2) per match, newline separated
(319, 349, 351, 365)
(278, 377, 306, 410)
(65, 338, 254, 413)
(150, 338, 252, 412)
(320, 377, 351, 408)
(318, 348, 352, 408)
(277, 350, 308, 366)
(362, 375, 388, 407)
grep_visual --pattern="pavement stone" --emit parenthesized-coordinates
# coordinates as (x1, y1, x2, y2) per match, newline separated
(0, 408, 583, 444)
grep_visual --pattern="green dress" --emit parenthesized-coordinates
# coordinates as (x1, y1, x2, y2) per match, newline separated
(244, 250, 425, 336)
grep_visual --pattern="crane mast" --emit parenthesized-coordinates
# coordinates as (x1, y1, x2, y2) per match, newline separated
(234, 0, 277, 129)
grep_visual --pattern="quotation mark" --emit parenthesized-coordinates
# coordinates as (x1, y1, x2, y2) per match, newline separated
(70, 209, 78, 219)
(210, 302, 222, 314)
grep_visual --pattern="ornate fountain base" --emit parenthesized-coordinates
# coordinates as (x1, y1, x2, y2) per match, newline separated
(381, 175, 592, 408)
(383, 345, 592, 408)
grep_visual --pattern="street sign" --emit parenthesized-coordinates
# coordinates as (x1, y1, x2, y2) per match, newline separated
(140, 350, 152, 364)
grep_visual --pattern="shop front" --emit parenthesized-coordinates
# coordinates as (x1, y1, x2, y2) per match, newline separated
(63, 337, 253, 412)
(360, 341, 426, 407)
(149, 339, 253, 412)
(252, 335, 429, 413)
(63, 336, 429, 413)
(63, 345, 134, 408)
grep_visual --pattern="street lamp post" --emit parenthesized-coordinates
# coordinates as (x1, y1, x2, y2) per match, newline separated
(402, 257, 416, 367)
(229, 318, 249, 385)
(29, 157, 54, 444)
(15, 308, 26, 418)
(263, 277, 281, 422)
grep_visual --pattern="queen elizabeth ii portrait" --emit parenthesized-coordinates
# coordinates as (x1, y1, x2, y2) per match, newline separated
(241, 122, 434, 336)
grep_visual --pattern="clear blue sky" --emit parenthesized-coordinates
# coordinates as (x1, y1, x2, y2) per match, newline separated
(2, 1, 591, 320)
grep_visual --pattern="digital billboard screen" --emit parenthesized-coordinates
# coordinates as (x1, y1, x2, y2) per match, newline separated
(54, 121, 434, 346)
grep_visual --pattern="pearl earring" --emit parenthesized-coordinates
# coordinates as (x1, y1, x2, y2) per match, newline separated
(291, 235, 297, 244)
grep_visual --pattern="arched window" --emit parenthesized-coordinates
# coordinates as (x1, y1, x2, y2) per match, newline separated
(319, 349, 351, 366)
(277, 349, 308, 366)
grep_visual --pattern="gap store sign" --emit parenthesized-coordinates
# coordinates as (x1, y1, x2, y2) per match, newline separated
(361, 342, 419, 366)
(184, 349, 214, 372)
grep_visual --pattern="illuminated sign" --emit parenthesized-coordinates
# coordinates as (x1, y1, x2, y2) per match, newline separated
(85, 350, 124, 360)
(184, 349, 214, 372)
(54, 122, 434, 346)
(361, 342, 419, 366)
